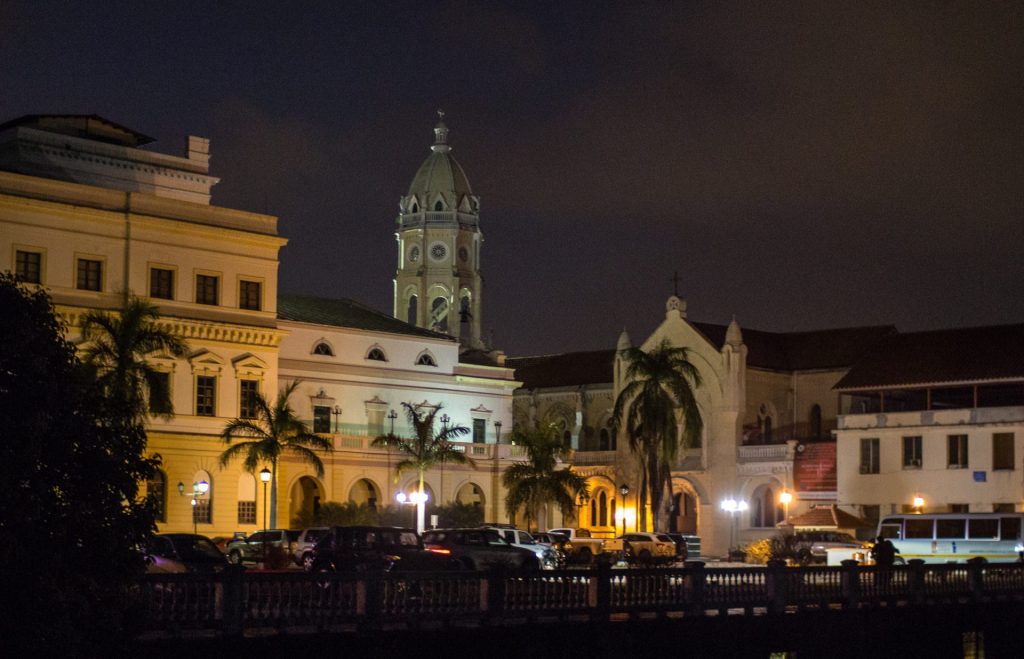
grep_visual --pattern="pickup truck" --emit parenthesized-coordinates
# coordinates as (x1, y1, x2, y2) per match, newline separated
(548, 527, 624, 565)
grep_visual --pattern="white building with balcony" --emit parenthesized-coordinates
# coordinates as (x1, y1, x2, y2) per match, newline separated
(835, 324, 1024, 528)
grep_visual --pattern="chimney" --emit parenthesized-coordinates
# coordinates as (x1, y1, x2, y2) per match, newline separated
(186, 135, 210, 170)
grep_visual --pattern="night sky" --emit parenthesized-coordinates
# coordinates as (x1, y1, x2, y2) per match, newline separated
(2, 2, 1021, 357)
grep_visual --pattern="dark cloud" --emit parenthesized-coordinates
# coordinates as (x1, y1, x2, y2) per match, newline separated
(1, 1, 1020, 355)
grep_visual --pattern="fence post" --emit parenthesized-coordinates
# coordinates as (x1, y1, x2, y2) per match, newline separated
(363, 566, 385, 630)
(967, 557, 986, 602)
(840, 559, 860, 609)
(485, 566, 506, 624)
(593, 562, 612, 621)
(220, 564, 245, 637)
(907, 559, 926, 605)
(765, 559, 789, 614)
(685, 561, 706, 616)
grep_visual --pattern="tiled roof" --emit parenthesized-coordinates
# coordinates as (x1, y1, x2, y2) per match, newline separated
(786, 504, 870, 529)
(508, 323, 894, 390)
(277, 293, 454, 341)
(834, 323, 1024, 390)
(506, 350, 616, 389)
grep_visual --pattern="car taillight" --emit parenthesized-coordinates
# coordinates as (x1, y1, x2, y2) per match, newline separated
(427, 548, 451, 555)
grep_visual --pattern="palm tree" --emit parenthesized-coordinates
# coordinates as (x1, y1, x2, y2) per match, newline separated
(79, 295, 187, 423)
(219, 381, 333, 527)
(612, 338, 703, 531)
(502, 424, 589, 532)
(370, 402, 474, 532)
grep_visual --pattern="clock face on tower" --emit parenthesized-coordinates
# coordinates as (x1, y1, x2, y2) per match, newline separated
(408, 246, 420, 263)
(429, 242, 448, 262)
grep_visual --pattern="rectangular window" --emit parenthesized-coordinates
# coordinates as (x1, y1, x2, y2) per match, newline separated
(196, 274, 219, 305)
(948, 434, 969, 469)
(237, 500, 256, 525)
(949, 503, 969, 513)
(1001, 517, 1022, 541)
(148, 372, 172, 415)
(994, 503, 1016, 513)
(239, 380, 259, 419)
(150, 267, 174, 300)
(936, 518, 966, 538)
(905, 518, 934, 539)
(993, 433, 1014, 471)
(76, 258, 102, 291)
(968, 518, 999, 539)
(859, 438, 880, 474)
(472, 418, 486, 444)
(196, 376, 216, 416)
(313, 405, 331, 433)
(239, 280, 262, 311)
(15, 250, 42, 283)
(902, 436, 923, 469)
(192, 499, 212, 525)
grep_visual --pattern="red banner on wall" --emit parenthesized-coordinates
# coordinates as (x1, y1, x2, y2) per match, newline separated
(795, 442, 837, 495)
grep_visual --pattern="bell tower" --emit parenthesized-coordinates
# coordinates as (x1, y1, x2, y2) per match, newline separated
(394, 112, 484, 350)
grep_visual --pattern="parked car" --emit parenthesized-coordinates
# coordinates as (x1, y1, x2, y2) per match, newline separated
(619, 532, 677, 565)
(664, 533, 701, 561)
(791, 531, 868, 565)
(293, 527, 330, 570)
(309, 525, 461, 573)
(226, 529, 301, 564)
(146, 534, 229, 573)
(481, 526, 559, 569)
(531, 532, 569, 567)
(422, 528, 541, 571)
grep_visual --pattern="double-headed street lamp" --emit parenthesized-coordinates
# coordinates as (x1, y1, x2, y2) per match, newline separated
(177, 479, 210, 535)
(720, 497, 749, 552)
(494, 420, 503, 444)
(260, 468, 271, 564)
(396, 490, 429, 533)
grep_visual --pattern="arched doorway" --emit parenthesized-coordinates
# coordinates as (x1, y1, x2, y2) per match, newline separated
(348, 478, 380, 510)
(289, 476, 321, 527)
(669, 481, 699, 534)
(455, 482, 484, 508)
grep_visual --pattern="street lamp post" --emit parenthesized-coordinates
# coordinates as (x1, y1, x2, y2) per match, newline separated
(396, 490, 428, 533)
(494, 420, 502, 444)
(178, 480, 210, 535)
(720, 498, 749, 554)
(779, 490, 793, 525)
(332, 405, 343, 434)
(439, 414, 450, 505)
(386, 409, 398, 498)
(260, 468, 271, 565)
(619, 484, 630, 535)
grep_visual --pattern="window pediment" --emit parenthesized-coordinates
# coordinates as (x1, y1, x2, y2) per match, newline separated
(188, 349, 224, 374)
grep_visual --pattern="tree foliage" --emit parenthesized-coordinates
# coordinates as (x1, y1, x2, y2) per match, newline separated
(219, 381, 333, 527)
(0, 274, 158, 654)
(612, 338, 703, 531)
(502, 424, 589, 532)
(371, 402, 474, 495)
(79, 295, 187, 423)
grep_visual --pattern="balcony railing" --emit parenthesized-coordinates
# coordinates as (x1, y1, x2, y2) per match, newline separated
(737, 444, 791, 462)
(135, 561, 1024, 639)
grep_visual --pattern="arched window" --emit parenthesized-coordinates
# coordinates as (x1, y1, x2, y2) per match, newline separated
(313, 342, 333, 356)
(410, 201, 418, 213)
(192, 470, 213, 526)
(761, 416, 773, 443)
(809, 404, 822, 439)
(416, 352, 437, 367)
(430, 297, 448, 333)
(407, 295, 418, 325)
(366, 347, 387, 361)
(147, 469, 167, 523)
(590, 500, 597, 526)
(598, 491, 608, 527)
(434, 200, 444, 211)
(750, 486, 782, 528)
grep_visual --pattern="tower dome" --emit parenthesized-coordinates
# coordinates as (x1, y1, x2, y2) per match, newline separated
(402, 111, 476, 214)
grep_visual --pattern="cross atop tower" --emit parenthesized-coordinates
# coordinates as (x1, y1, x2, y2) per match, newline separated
(670, 270, 681, 297)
